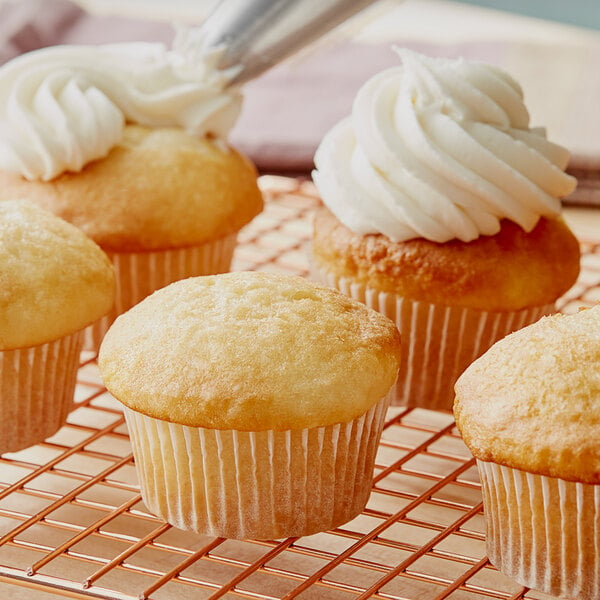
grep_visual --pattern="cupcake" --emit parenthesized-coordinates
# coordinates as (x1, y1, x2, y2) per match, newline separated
(98, 271, 401, 540)
(0, 199, 115, 453)
(0, 32, 263, 350)
(454, 306, 600, 599)
(311, 49, 580, 411)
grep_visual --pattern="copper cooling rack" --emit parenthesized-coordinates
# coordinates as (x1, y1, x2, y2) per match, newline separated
(0, 176, 598, 600)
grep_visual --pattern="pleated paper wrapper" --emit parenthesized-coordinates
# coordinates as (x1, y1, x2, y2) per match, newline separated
(124, 394, 390, 540)
(478, 460, 600, 600)
(314, 268, 554, 411)
(0, 331, 83, 453)
(85, 233, 237, 351)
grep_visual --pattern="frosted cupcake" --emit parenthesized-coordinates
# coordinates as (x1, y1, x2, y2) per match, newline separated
(0, 199, 114, 453)
(98, 272, 401, 540)
(311, 49, 580, 411)
(0, 32, 263, 350)
(454, 306, 600, 599)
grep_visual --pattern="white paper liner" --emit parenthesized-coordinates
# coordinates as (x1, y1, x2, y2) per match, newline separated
(124, 394, 390, 540)
(0, 331, 83, 454)
(478, 460, 600, 599)
(85, 233, 237, 351)
(314, 268, 554, 411)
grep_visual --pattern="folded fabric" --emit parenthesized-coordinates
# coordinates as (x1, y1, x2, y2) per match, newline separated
(0, 0, 82, 64)
(0, 0, 174, 58)
(0, 0, 598, 206)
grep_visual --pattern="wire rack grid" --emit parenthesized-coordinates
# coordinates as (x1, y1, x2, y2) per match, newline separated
(0, 175, 598, 600)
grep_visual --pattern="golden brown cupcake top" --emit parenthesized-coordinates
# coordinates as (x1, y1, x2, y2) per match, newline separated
(0, 125, 264, 252)
(454, 306, 600, 484)
(99, 272, 401, 430)
(0, 199, 115, 350)
(313, 207, 580, 312)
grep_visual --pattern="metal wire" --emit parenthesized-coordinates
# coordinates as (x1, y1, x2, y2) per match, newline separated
(0, 175, 597, 600)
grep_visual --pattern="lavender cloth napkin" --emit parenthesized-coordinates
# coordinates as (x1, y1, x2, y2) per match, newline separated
(1, 0, 599, 206)
(0, 0, 173, 61)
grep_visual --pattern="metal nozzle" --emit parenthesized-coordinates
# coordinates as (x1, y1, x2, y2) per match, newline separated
(196, 0, 380, 86)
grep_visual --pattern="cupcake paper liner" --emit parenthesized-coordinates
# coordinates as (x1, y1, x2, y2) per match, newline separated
(314, 269, 554, 411)
(0, 331, 83, 454)
(478, 460, 600, 599)
(124, 394, 390, 540)
(84, 234, 238, 351)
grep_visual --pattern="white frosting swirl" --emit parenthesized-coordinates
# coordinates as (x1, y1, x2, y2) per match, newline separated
(0, 29, 241, 181)
(313, 49, 577, 243)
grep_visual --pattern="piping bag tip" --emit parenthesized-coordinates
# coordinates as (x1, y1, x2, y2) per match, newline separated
(194, 0, 382, 87)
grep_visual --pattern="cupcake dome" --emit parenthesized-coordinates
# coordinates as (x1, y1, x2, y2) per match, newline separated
(0, 125, 263, 253)
(313, 208, 579, 312)
(0, 199, 115, 349)
(99, 271, 400, 429)
(455, 306, 600, 483)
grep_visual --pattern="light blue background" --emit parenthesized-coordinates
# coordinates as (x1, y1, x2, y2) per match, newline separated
(458, 0, 600, 30)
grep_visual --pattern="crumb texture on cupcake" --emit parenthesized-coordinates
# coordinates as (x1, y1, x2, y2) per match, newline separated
(0, 126, 264, 252)
(313, 207, 580, 311)
(99, 272, 401, 430)
(454, 306, 600, 483)
(0, 199, 115, 350)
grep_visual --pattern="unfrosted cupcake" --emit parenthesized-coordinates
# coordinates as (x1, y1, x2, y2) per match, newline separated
(0, 199, 114, 453)
(98, 272, 401, 540)
(0, 33, 263, 350)
(454, 306, 600, 599)
(311, 49, 580, 411)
